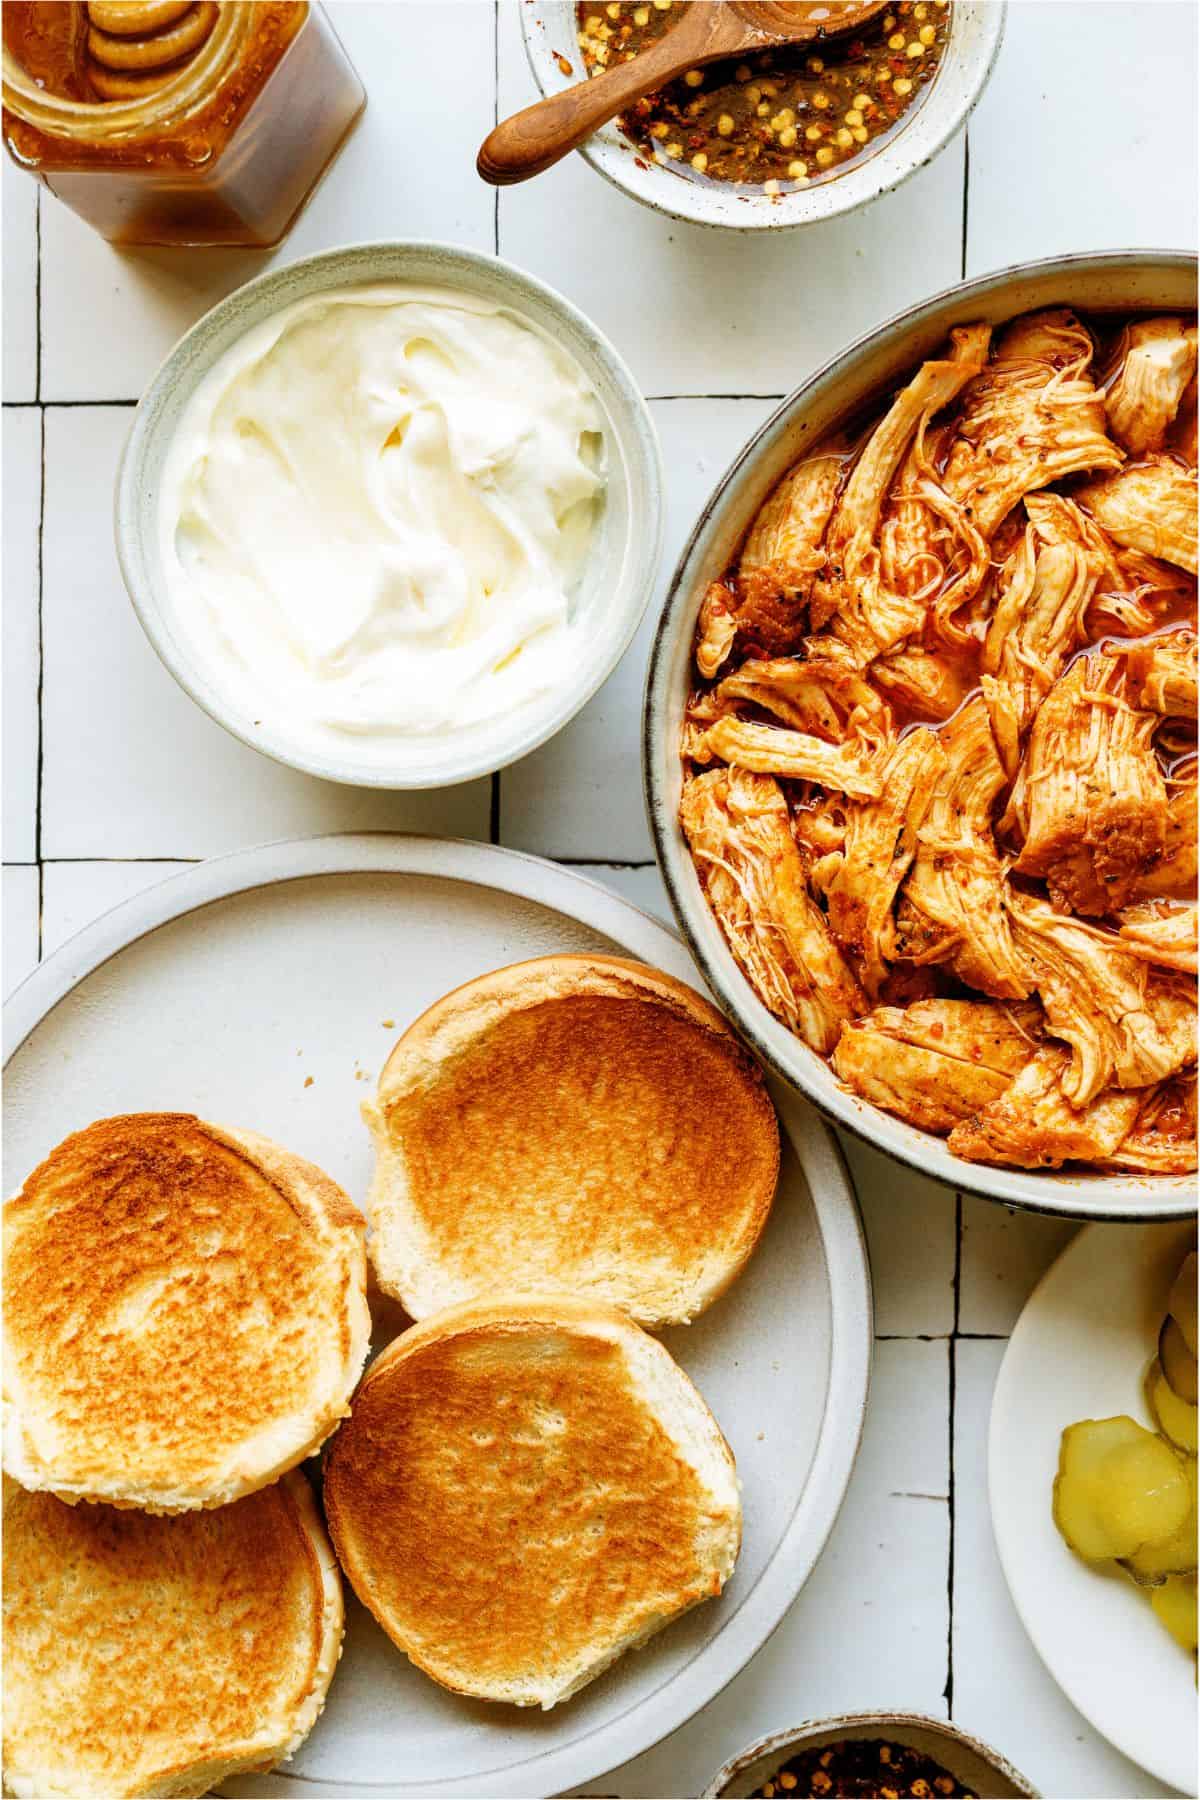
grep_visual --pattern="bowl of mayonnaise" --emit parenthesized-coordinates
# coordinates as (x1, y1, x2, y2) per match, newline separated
(116, 241, 663, 788)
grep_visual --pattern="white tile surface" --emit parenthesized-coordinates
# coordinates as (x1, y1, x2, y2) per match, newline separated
(965, 0, 1197, 275)
(839, 1133, 957, 1339)
(40, 406, 490, 856)
(498, 0, 967, 399)
(38, 3, 496, 400)
(2, 406, 40, 863)
(568, 861, 672, 926)
(582, 1340, 951, 1798)
(2, 865, 39, 997)
(40, 859, 190, 957)
(2, 164, 37, 402)
(952, 1341, 1177, 1800)
(959, 1198, 1078, 1338)
(503, 396, 777, 859)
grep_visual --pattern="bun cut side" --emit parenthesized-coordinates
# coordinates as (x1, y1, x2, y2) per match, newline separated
(323, 1295, 742, 1709)
(364, 954, 779, 1328)
(1, 1470, 343, 1800)
(3, 1113, 370, 1511)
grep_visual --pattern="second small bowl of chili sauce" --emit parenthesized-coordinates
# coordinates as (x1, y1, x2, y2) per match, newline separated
(703, 1716, 1039, 1799)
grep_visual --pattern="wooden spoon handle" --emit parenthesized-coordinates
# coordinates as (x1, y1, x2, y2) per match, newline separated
(477, 5, 743, 187)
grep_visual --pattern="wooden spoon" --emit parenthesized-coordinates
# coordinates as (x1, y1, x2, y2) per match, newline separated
(478, 1, 890, 187)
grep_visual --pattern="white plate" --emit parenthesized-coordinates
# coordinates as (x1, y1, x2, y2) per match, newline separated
(990, 1221, 1198, 1796)
(3, 835, 871, 1800)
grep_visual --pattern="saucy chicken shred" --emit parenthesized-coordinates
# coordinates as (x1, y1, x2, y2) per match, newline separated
(680, 306, 1199, 1174)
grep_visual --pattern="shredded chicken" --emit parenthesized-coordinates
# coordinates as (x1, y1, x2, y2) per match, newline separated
(678, 767, 865, 1052)
(832, 998, 1040, 1136)
(1131, 757, 1198, 902)
(947, 1045, 1144, 1169)
(893, 697, 1031, 999)
(942, 309, 1124, 539)
(1077, 454, 1199, 576)
(712, 653, 893, 751)
(1007, 889, 1197, 1104)
(697, 715, 883, 797)
(1088, 546, 1195, 637)
(871, 646, 978, 723)
(818, 729, 945, 993)
(1105, 317, 1198, 455)
(1117, 900, 1199, 976)
(1107, 1077, 1199, 1175)
(1170, 355, 1199, 467)
(980, 495, 1112, 775)
(695, 581, 739, 680)
(1006, 650, 1168, 916)
(739, 448, 845, 589)
(878, 415, 991, 650)
(1115, 627, 1198, 717)
(680, 305, 1198, 1176)
(811, 325, 990, 663)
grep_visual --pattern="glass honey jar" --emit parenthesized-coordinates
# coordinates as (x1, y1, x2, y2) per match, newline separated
(2, 2, 365, 247)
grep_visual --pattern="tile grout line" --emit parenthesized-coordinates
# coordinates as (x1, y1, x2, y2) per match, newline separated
(489, 0, 503, 849)
(33, 408, 45, 958)
(945, 1190, 964, 1717)
(34, 187, 41, 403)
(34, 187, 43, 957)
(29, 857, 203, 866)
(960, 130, 970, 281)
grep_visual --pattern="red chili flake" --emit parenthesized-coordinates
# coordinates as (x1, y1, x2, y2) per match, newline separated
(750, 1739, 977, 1799)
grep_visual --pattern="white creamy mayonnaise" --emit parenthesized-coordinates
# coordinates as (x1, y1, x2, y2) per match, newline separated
(159, 285, 606, 755)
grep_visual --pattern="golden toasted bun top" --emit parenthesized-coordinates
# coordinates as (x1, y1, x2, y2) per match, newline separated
(366, 955, 779, 1326)
(3, 1113, 369, 1509)
(323, 1295, 741, 1708)
(2, 1471, 342, 1800)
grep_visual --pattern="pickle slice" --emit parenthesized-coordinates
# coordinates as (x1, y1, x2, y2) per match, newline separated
(1147, 1360, 1200, 1454)
(1168, 1251, 1198, 1359)
(1053, 1416, 1192, 1563)
(1160, 1315, 1200, 1405)
(1123, 1456, 1198, 1585)
(1151, 1572, 1199, 1653)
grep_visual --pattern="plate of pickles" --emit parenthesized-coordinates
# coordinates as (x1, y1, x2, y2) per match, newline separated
(990, 1222, 1197, 1795)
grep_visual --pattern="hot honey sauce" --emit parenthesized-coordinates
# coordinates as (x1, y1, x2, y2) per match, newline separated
(2, 1, 364, 245)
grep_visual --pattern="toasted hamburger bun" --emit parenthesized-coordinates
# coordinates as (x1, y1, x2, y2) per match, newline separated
(3, 1113, 370, 1511)
(363, 955, 779, 1328)
(323, 1294, 742, 1709)
(2, 1470, 342, 1800)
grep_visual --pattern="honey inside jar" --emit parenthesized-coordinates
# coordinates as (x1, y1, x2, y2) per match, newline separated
(575, 0, 950, 193)
(2, 1, 365, 246)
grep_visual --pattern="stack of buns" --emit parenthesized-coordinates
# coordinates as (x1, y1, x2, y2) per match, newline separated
(4, 955, 779, 1792)
(3, 1112, 368, 1798)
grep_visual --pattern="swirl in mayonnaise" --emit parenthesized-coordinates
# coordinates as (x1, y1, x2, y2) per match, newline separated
(159, 285, 606, 757)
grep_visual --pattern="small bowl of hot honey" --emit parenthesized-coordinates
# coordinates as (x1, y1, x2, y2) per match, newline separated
(517, 0, 1003, 230)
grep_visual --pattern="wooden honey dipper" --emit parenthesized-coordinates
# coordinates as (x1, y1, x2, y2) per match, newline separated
(84, 0, 219, 100)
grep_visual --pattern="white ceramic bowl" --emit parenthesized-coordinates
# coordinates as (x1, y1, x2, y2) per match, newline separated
(644, 250, 1198, 1219)
(116, 240, 663, 790)
(704, 1714, 1038, 1797)
(519, 2, 1004, 231)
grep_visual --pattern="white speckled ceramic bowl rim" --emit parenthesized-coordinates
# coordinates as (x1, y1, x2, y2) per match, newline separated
(645, 248, 1199, 1219)
(704, 1713, 1039, 1797)
(519, 1, 1004, 231)
(115, 240, 664, 790)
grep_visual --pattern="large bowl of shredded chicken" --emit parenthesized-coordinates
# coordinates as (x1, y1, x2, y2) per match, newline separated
(645, 251, 1197, 1216)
